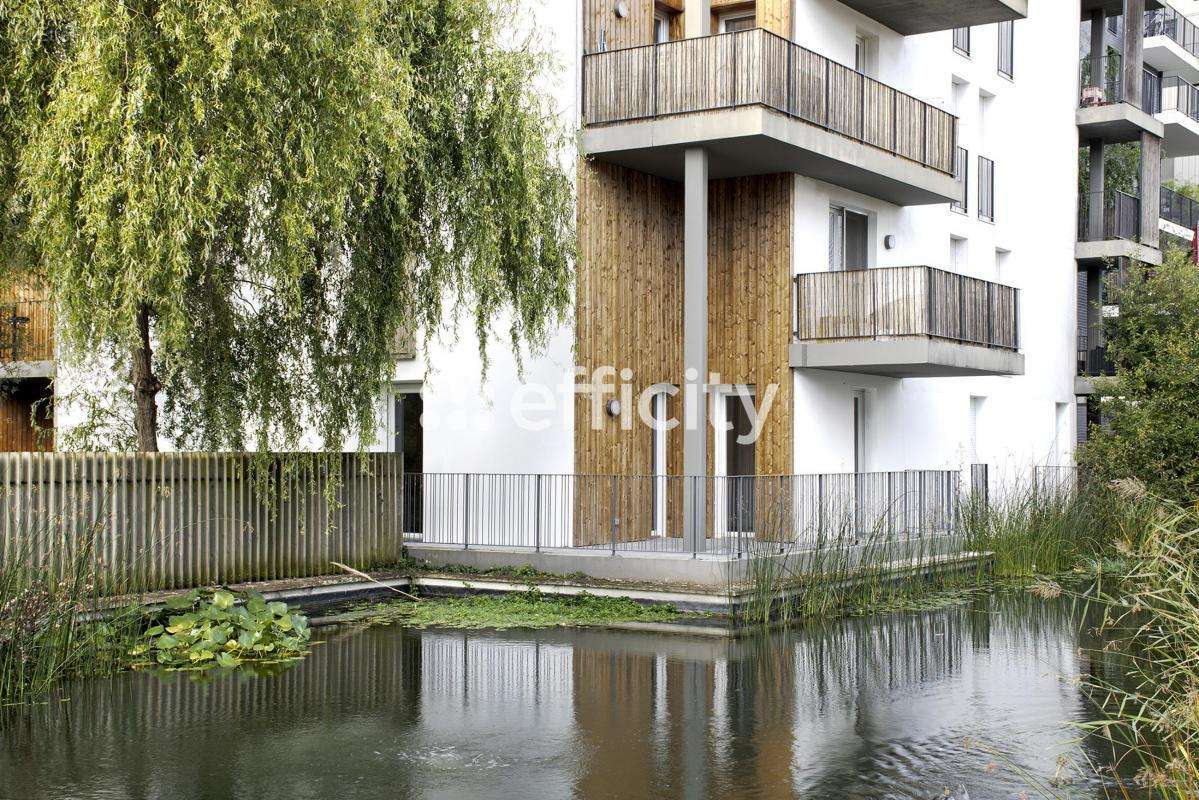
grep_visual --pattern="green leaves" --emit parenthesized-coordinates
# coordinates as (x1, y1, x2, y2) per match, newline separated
(0, 0, 574, 451)
(1082, 249, 1199, 503)
(128, 588, 310, 672)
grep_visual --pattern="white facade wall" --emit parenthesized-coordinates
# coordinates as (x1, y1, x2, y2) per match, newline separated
(789, 0, 1080, 481)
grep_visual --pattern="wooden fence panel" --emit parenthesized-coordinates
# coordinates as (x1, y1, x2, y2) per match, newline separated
(0, 452, 404, 593)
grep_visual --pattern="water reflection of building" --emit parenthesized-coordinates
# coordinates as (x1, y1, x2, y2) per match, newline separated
(0, 599, 1120, 800)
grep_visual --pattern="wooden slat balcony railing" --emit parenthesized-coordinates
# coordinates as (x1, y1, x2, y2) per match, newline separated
(0, 299, 53, 363)
(582, 28, 957, 175)
(793, 266, 1020, 351)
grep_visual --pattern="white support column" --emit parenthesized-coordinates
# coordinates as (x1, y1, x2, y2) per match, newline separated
(683, 146, 709, 553)
(685, 0, 711, 39)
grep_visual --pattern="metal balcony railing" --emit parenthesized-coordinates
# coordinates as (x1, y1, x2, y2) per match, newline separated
(1078, 190, 1141, 242)
(1079, 54, 1161, 114)
(581, 28, 957, 174)
(793, 266, 1019, 351)
(1078, 346, 1115, 378)
(1146, 8, 1199, 58)
(1162, 74, 1199, 120)
(1161, 185, 1199, 229)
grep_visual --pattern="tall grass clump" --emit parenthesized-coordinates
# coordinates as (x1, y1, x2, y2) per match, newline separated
(958, 469, 1153, 578)
(1082, 480, 1199, 798)
(0, 511, 139, 707)
(739, 478, 964, 625)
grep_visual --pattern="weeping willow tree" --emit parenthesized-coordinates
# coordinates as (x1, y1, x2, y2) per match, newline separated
(0, 0, 574, 451)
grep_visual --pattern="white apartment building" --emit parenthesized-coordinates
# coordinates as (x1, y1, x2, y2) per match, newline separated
(11, 1, 1189, 555)
(378, 0, 1082, 498)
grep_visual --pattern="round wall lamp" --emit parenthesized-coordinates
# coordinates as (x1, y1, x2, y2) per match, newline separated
(605, 398, 622, 418)
(614, 1, 629, 19)
(883, 234, 897, 250)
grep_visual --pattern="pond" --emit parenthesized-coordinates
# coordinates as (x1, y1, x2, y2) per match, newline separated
(0, 591, 1142, 800)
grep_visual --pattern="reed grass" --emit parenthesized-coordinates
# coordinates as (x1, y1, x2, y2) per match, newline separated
(0, 499, 142, 707)
(957, 472, 1149, 579)
(738, 491, 967, 625)
(0, 494, 148, 705)
(1077, 481, 1199, 798)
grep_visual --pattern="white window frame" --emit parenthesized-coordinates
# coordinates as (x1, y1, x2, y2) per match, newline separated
(653, 10, 670, 43)
(650, 390, 670, 536)
(854, 33, 878, 77)
(829, 204, 871, 271)
(718, 11, 756, 33)
(713, 386, 756, 537)
(853, 390, 867, 474)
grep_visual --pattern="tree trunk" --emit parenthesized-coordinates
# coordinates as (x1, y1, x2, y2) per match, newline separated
(131, 303, 160, 452)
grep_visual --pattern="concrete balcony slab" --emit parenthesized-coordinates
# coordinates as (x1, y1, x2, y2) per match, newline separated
(789, 338, 1025, 379)
(1075, 239, 1162, 267)
(0, 360, 54, 379)
(1145, 35, 1199, 85)
(583, 107, 960, 206)
(835, 0, 1026, 35)
(1159, 108, 1199, 156)
(1077, 103, 1165, 144)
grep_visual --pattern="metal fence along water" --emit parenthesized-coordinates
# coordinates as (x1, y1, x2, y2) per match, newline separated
(0, 453, 960, 592)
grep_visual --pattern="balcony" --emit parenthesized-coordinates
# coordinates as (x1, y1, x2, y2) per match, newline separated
(1158, 76, 1199, 156)
(1076, 345, 1115, 395)
(1077, 55, 1165, 143)
(0, 297, 53, 378)
(1145, 8, 1199, 84)
(1076, 189, 1162, 265)
(835, 0, 1025, 36)
(789, 266, 1024, 378)
(581, 29, 960, 206)
(1161, 184, 1199, 232)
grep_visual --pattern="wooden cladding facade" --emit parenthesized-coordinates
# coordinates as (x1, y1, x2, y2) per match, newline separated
(0, 281, 53, 364)
(705, 173, 793, 477)
(574, 160, 793, 543)
(582, 0, 791, 53)
(0, 380, 52, 452)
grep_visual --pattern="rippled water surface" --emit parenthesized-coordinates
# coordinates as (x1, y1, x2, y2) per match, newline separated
(0, 592, 1141, 799)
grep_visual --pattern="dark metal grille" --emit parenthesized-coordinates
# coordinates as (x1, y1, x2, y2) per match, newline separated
(1077, 190, 1140, 242)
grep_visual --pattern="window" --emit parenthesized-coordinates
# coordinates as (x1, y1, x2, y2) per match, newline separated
(854, 34, 877, 76)
(977, 156, 995, 223)
(653, 11, 670, 43)
(969, 396, 985, 463)
(950, 236, 968, 273)
(393, 388, 424, 534)
(998, 20, 1014, 79)
(978, 90, 995, 146)
(953, 27, 970, 56)
(650, 389, 669, 536)
(995, 248, 1010, 280)
(1054, 401, 1071, 463)
(719, 12, 755, 33)
(853, 391, 867, 473)
(951, 146, 968, 213)
(719, 389, 756, 534)
(829, 206, 870, 270)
